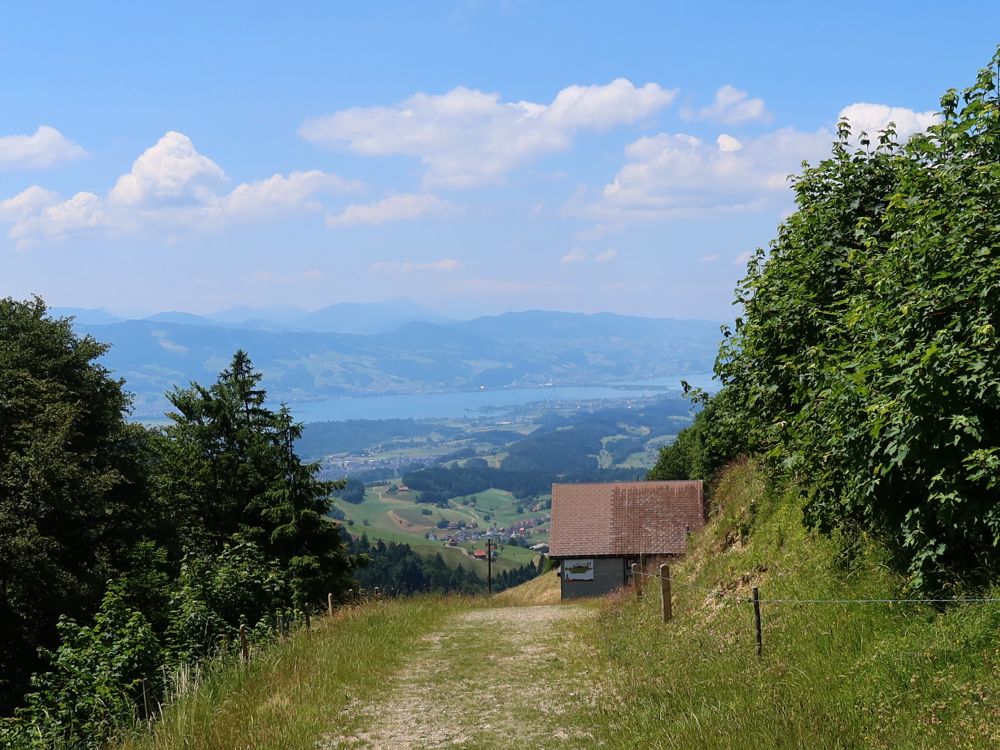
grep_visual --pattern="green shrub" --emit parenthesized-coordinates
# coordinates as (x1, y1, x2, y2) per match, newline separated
(707, 50, 1000, 588)
(0, 586, 159, 749)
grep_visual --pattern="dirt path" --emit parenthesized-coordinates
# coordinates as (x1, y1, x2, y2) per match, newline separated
(320, 604, 600, 749)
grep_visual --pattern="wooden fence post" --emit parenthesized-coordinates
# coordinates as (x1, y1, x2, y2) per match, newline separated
(239, 623, 249, 663)
(752, 586, 762, 657)
(328, 592, 334, 618)
(631, 562, 642, 598)
(660, 564, 671, 622)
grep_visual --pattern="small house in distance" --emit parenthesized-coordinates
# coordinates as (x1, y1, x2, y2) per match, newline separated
(549, 481, 705, 600)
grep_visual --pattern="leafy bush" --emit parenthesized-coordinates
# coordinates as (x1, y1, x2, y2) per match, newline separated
(0, 586, 159, 749)
(710, 50, 1000, 587)
(166, 540, 285, 662)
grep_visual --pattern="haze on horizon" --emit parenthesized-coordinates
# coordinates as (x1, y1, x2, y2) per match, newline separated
(2, 2, 998, 320)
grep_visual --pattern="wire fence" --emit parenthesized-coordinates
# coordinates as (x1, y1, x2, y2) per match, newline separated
(628, 568, 1000, 606)
(625, 563, 1000, 659)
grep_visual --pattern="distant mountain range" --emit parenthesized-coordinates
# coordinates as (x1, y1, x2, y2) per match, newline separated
(53, 299, 452, 334)
(55, 302, 723, 418)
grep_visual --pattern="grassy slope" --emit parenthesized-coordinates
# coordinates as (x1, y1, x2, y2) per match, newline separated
(582, 460, 1000, 749)
(494, 568, 562, 606)
(121, 461, 997, 749)
(120, 597, 473, 750)
(339, 489, 544, 574)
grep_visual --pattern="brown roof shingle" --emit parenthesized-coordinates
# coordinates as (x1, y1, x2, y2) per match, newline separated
(549, 481, 704, 557)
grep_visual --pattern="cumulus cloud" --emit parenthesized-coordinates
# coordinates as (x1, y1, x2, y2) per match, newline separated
(837, 102, 939, 140)
(577, 127, 830, 220)
(4, 189, 111, 244)
(716, 134, 743, 152)
(594, 248, 618, 263)
(109, 131, 226, 207)
(1, 132, 359, 245)
(690, 86, 770, 124)
(370, 258, 459, 273)
(300, 79, 677, 187)
(212, 170, 361, 221)
(561, 247, 586, 264)
(326, 193, 447, 228)
(0, 186, 61, 219)
(573, 100, 942, 222)
(0, 126, 87, 170)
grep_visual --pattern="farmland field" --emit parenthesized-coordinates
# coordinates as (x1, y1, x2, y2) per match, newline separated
(334, 489, 545, 574)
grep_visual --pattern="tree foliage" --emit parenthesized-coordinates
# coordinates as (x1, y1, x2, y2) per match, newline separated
(0, 306, 358, 743)
(0, 297, 152, 711)
(1, 586, 159, 749)
(661, 50, 1000, 588)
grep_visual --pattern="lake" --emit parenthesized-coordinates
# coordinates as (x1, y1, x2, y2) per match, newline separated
(289, 373, 718, 423)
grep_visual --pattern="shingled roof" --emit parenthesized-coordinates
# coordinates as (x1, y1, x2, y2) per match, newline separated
(549, 481, 704, 557)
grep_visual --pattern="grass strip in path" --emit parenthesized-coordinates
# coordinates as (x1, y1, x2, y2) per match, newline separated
(321, 603, 601, 749)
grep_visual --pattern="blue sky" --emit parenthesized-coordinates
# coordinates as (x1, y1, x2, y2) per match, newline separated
(2, 1, 998, 320)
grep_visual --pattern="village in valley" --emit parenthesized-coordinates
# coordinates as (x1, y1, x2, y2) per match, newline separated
(301, 394, 693, 578)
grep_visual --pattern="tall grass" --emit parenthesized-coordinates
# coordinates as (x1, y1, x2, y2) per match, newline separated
(117, 463, 998, 749)
(572, 460, 1000, 749)
(119, 596, 471, 750)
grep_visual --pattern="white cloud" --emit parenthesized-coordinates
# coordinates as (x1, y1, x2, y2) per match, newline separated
(692, 86, 770, 124)
(303, 269, 325, 280)
(211, 170, 360, 221)
(1, 132, 358, 244)
(300, 79, 676, 187)
(561, 247, 586, 264)
(326, 193, 447, 227)
(734, 250, 753, 266)
(0, 186, 60, 220)
(370, 258, 460, 273)
(575, 100, 943, 223)
(577, 127, 832, 220)
(594, 248, 618, 263)
(9, 191, 111, 244)
(700, 253, 720, 263)
(0, 126, 87, 170)
(109, 132, 226, 207)
(716, 134, 743, 152)
(837, 103, 939, 141)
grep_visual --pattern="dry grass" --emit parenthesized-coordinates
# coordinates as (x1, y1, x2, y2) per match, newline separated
(494, 568, 562, 606)
(120, 596, 472, 750)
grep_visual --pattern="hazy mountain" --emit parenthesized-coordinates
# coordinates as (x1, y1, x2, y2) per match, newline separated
(294, 299, 453, 334)
(143, 311, 220, 326)
(50, 307, 124, 325)
(74, 310, 723, 418)
(209, 305, 307, 325)
(199, 299, 450, 334)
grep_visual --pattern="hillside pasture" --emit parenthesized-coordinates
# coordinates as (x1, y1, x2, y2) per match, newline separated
(333, 489, 540, 575)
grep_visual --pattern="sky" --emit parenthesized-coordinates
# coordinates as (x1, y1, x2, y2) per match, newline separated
(2, 1, 998, 321)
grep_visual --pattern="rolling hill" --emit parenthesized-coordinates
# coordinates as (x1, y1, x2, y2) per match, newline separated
(67, 309, 722, 417)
